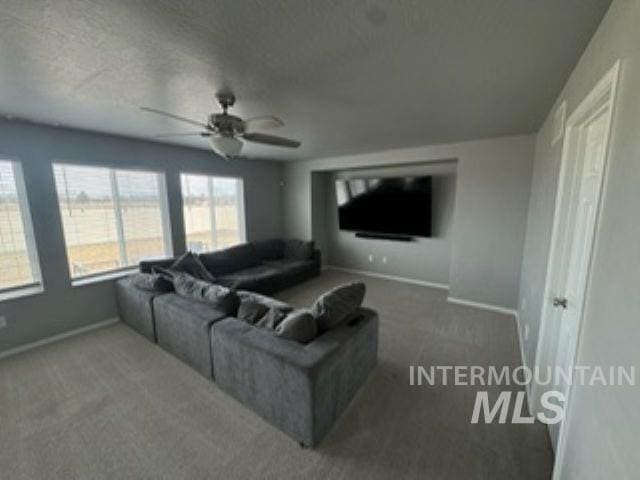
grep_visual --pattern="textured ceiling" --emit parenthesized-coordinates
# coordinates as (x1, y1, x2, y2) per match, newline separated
(0, 0, 611, 160)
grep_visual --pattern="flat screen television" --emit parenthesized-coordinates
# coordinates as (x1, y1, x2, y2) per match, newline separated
(335, 176, 432, 237)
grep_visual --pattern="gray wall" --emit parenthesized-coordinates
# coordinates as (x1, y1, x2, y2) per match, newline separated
(517, 0, 640, 477)
(321, 163, 456, 286)
(447, 137, 534, 308)
(0, 119, 283, 353)
(282, 134, 534, 309)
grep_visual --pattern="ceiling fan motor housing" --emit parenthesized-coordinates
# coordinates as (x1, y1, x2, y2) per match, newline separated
(209, 113, 245, 135)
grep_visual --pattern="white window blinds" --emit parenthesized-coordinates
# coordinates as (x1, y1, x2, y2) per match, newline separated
(53, 164, 171, 279)
(181, 173, 245, 253)
(0, 160, 41, 291)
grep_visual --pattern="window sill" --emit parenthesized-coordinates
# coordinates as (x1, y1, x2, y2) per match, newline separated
(72, 268, 137, 287)
(0, 284, 44, 302)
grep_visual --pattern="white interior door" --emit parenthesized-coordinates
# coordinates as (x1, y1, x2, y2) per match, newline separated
(546, 102, 614, 447)
(531, 61, 619, 480)
(554, 111, 608, 391)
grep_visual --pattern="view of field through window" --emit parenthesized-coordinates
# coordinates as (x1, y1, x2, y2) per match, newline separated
(54, 164, 170, 278)
(0, 160, 38, 290)
(181, 174, 243, 253)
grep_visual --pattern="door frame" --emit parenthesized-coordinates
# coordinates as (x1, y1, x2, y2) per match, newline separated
(529, 60, 620, 479)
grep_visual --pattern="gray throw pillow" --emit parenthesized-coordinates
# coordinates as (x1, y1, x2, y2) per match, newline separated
(237, 300, 269, 325)
(173, 273, 239, 314)
(311, 282, 366, 330)
(130, 273, 171, 292)
(283, 239, 314, 261)
(171, 252, 215, 283)
(276, 309, 317, 343)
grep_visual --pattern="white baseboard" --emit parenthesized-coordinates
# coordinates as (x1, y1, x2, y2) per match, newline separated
(0, 317, 119, 360)
(324, 265, 450, 290)
(446, 296, 517, 316)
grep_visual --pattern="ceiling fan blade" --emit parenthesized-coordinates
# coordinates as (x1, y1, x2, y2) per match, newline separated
(243, 115, 284, 132)
(241, 132, 301, 148)
(140, 107, 207, 128)
(152, 132, 210, 138)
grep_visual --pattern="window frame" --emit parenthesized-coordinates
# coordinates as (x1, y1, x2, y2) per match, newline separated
(52, 162, 173, 284)
(0, 157, 43, 300)
(179, 172, 246, 252)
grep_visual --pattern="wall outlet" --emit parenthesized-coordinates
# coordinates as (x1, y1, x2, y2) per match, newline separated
(382, 256, 387, 264)
(368, 254, 374, 263)
(0, 316, 6, 329)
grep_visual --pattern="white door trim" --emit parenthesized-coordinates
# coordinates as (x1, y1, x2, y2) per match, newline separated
(530, 61, 620, 479)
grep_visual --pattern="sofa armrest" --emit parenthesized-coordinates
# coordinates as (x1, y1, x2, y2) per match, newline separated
(115, 277, 165, 341)
(211, 307, 378, 446)
(311, 248, 322, 267)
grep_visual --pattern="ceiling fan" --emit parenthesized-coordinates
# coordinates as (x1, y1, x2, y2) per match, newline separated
(141, 92, 301, 158)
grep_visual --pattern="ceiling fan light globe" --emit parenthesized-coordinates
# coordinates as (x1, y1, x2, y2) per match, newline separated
(209, 135, 242, 158)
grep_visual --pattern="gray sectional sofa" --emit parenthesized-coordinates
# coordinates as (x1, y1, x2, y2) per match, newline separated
(115, 239, 378, 447)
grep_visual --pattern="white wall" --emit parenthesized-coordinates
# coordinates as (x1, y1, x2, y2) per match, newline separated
(517, 0, 640, 477)
(282, 134, 534, 309)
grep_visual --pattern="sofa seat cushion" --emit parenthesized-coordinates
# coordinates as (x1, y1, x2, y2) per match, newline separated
(216, 265, 281, 290)
(264, 259, 315, 275)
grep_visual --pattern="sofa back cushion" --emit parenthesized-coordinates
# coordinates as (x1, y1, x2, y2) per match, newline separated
(139, 257, 175, 274)
(199, 243, 260, 275)
(283, 239, 314, 261)
(252, 239, 284, 260)
(173, 273, 240, 314)
(311, 282, 366, 331)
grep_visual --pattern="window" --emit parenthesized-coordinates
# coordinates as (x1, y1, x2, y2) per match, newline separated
(0, 159, 41, 292)
(181, 173, 245, 253)
(53, 164, 172, 280)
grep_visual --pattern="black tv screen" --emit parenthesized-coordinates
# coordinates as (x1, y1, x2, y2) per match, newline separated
(335, 176, 432, 237)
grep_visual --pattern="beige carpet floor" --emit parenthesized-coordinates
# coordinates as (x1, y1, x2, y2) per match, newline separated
(0, 270, 553, 479)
